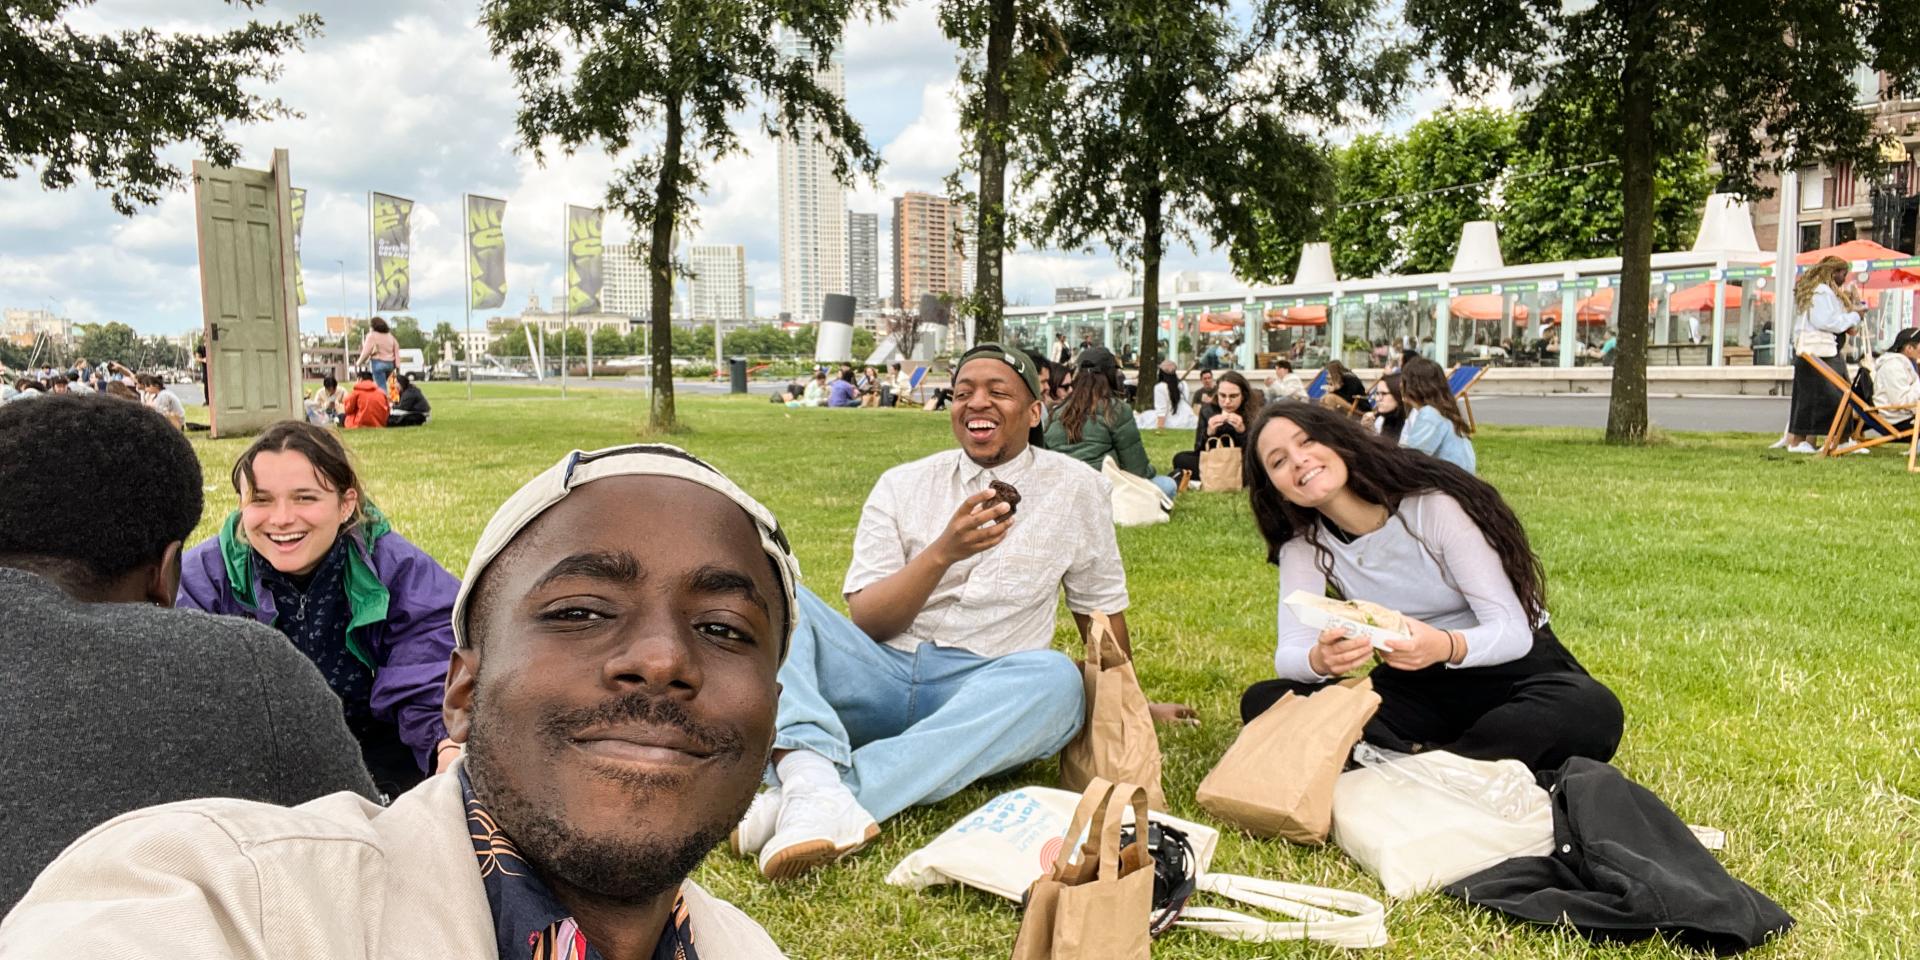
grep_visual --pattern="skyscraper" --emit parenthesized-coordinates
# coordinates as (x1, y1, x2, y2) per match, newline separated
(848, 211, 880, 313)
(892, 192, 970, 310)
(602, 242, 651, 321)
(688, 244, 750, 320)
(776, 34, 848, 323)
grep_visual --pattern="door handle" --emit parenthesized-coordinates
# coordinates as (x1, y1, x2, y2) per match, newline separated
(209, 324, 221, 342)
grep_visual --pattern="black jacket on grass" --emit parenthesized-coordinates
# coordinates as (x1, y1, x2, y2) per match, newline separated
(1445, 757, 1793, 955)
(0, 567, 377, 912)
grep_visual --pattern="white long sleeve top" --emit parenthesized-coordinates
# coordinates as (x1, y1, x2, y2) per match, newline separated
(1793, 284, 1861, 357)
(1873, 353, 1920, 410)
(1273, 491, 1538, 682)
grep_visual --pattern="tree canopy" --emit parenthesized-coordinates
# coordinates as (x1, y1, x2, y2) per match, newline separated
(0, 1, 320, 215)
(484, 0, 887, 427)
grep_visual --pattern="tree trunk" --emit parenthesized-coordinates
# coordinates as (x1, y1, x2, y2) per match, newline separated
(970, 0, 1015, 345)
(648, 95, 684, 430)
(1132, 185, 1165, 412)
(1607, 0, 1654, 443)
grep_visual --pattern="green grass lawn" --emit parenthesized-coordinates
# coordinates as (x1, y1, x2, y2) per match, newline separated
(184, 384, 1919, 959)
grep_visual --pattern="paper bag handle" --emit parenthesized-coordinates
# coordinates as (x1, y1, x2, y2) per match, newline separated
(1083, 611, 1126, 669)
(1048, 777, 1115, 881)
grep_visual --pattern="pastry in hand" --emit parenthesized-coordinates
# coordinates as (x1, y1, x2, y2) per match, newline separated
(985, 479, 1021, 517)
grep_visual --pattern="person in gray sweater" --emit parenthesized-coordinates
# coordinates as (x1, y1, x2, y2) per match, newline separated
(0, 396, 377, 911)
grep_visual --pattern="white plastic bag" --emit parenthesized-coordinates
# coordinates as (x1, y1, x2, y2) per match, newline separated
(1331, 750, 1553, 899)
(885, 785, 1217, 902)
(1101, 456, 1172, 527)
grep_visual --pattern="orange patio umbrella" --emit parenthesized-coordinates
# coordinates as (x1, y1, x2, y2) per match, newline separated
(1797, 239, 1920, 289)
(1198, 312, 1241, 333)
(1667, 281, 1775, 313)
(1265, 306, 1328, 327)
(1540, 287, 1615, 325)
(1449, 293, 1528, 322)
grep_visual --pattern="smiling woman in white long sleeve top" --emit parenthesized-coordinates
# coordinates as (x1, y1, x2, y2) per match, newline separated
(1239, 401, 1623, 772)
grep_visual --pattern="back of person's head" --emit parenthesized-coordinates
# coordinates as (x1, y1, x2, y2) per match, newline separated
(323, 374, 338, 392)
(370, 316, 390, 334)
(104, 381, 139, 401)
(395, 373, 413, 391)
(66, 372, 79, 383)
(1399, 357, 1471, 436)
(890, 362, 902, 373)
(839, 369, 854, 383)
(134, 373, 161, 390)
(1244, 400, 1543, 623)
(1325, 359, 1349, 381)
(0, 396, 203, 599)
(1056, 347, 1121, 443)
(231, 420, 368, 531)
(1276, 359, 1293, 372)
(358, 369, 375, 382)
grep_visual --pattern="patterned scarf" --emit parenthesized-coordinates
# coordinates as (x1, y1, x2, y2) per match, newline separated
(462, 770, 698, 960)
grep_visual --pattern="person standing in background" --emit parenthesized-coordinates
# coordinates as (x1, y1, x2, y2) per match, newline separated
(356, 317, 401, 393)
(1780, 256, 1863, 453)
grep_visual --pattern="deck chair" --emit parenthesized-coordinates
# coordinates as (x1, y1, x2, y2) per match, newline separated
(1447, 363, 1489, 432)
(1798, 352, 1916, 458)
(1305, 368, 1364, 417)
(904, 363, 930, 405)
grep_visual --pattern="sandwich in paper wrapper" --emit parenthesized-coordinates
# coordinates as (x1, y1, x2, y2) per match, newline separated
(1283, 591, 1412, 651)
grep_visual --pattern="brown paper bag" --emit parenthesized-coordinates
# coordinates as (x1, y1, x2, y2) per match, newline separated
(1197, 437, 1243, 491)
(1060, 613, 1166, 810)
(1195, 678, 1379, 844)
(1011, 778, 1154, 960)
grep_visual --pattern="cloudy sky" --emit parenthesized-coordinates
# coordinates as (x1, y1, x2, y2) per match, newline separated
(2, 0, 1466, 336)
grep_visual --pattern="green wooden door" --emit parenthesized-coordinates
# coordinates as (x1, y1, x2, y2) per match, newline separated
(193, 151, 300, 437)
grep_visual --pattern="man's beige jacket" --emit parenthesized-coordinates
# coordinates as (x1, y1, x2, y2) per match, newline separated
(0, 767, 784, 958)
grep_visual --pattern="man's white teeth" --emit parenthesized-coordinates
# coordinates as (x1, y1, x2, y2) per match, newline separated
(968, 420, 995, 429)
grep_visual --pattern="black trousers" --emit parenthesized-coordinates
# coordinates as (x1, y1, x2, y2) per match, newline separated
(1788, 353, 1846, 437)
(388, 410, 428, 428)
(1239, 625, 1623, 772)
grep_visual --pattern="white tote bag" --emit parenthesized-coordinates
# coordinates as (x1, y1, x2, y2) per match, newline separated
(1101, 455, 1172, 527)
(884, 785, 1217, 902)
(1176, 873, 1389, 949)
(1331, 750, 1554, 899)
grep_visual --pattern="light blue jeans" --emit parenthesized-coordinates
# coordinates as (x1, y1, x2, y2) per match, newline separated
(1150, 474, 1178, 498)
(369, 359, 395, 391)
(775, 587, 1086, 822)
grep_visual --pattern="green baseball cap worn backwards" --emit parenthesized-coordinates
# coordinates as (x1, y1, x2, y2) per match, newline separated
(957, 342, 1042, 402)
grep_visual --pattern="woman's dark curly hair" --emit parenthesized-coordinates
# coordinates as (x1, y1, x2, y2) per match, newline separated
(1243, 400, 1546, 625)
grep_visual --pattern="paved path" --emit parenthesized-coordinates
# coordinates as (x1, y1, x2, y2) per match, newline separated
(174, 379, 1789, 434)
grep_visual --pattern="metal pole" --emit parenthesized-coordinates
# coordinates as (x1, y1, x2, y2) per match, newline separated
(560, 204, 569, 399)
(336, 258, 349, 378)
(464, 196, 474, 401)
(365, 193, 374, 360)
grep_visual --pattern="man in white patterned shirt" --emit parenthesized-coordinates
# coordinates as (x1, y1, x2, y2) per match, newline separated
(732, 344, 1142, 880)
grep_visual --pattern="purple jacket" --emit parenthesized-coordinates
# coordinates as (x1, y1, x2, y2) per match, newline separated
(177, 509, 457, 774)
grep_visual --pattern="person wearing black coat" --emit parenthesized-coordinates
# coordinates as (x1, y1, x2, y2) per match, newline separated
(1322, 360, 1372, 412)
(1171, 370, 1253, 485)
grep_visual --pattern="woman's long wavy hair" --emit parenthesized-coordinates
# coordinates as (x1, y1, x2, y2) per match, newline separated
(1244, 401, 1546, 625)
(1053, 358, 1123, 443)
(1793, 256, 1852, 313)
(1399, 356, 1472, 437)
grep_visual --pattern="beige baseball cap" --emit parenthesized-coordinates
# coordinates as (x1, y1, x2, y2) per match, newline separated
(451, 443, 801, 658)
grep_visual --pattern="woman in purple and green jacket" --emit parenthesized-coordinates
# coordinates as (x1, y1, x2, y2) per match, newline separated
(178, 421, 459, 797)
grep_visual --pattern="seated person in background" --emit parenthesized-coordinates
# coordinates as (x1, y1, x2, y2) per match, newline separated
(388, 373, 432, 427)
(786, 370, 830, 408)
(1872, 328, 1920, 432)
(136, 373, 186, 429)
(64, 371, 93, 395)
(0, 397, 374, 912)
(828, 368, 861, 407)
(1240, 402, 1622, 772)
(1397, 356, 1477, 474)
(1045, 346, 1178, 497)
(1171, 370, 1253, 488)
(342, 369, 390, 428)
(307, 374, 348, 426)
(1320, 360, 1371, 413)
(177, 422, 459, 796)
(4, 444, 792, 958)
(1360, 372, 1408, 441)
(103, 380, 140, 401)
(890, 361, 916, 404)
(1191, 368, 1218, 409)
(736, 343, 1190, 880)
(1137, 359, 1198, 431)
(1265, 359, 1308, 402)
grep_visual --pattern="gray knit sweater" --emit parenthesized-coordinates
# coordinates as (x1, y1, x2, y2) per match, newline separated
(0, 567, 379, 911)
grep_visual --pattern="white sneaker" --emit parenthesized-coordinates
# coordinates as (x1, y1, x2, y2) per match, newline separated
(1787, 442, 1818, 454)
(729, 787, 782, 858)
(1767, 434, 1790, 449)
(1848, 447, 1872, 455)
(758, 780, 879, 880)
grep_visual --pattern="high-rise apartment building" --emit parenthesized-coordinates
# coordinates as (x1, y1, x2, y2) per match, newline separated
(688, 244, 750, 321)
(776, 34, 849, 322)
(892, 192, 971, 311)
(848, 211, 880, 312)
(602, 242, 650, 321)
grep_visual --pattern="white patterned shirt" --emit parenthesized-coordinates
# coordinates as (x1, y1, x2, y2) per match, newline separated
(844, 446, 1130, 657)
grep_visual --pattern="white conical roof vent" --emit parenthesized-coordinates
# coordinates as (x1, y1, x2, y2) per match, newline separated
(1691, 193, 1761, 253)
(1294, 242, 1337, 284)
(1450, 221, 1504, 273)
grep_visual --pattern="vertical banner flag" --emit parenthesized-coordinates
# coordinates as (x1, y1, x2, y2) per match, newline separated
(372, 192, 414, 311)
(290, 188, 308, 306)
(566, 205, 605, 313)
(467, 195, 508, 309)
